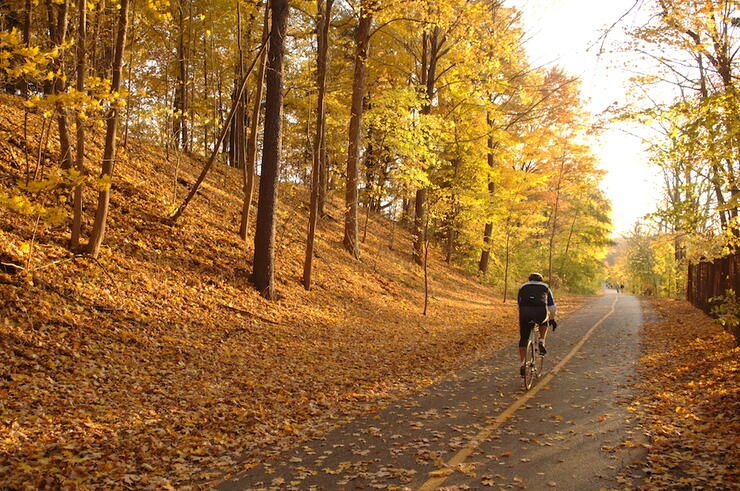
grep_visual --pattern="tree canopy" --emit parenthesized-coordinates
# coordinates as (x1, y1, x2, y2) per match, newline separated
(0, 0, 613, 297)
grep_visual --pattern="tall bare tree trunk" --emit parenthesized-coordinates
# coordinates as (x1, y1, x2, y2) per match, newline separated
(46, 0, 74, 172)
(87, 0, 130, 258)
(90, 0, 104, 77)
(423, 212, 430, 315)
(413, 27, 439, 265)
(413, 188, 426, 264)
(252, 0, 288, 299)
(343, 0, 372, 259)
(122, 0, 137, 150)
(202, 29, 209, 154)
(22, 0, 31, 67)
(478, 112, 496, 275)
(240, 0, 270, 240)
(173, 1, 187, 149)
(185, 0, 194, 152)
(317, 143, 328, 217)
(502, 220, 511, 302)
(71, 0, 86, 250)
(303, 0, 333, 289)
(547, 155, 566, 282)
(234, 0, 246, 173)
(21, 0, 32, 185)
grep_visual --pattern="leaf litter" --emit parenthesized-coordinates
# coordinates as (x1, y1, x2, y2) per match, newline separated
(0, 95, 587, 489)
(625, 298, 739, 490)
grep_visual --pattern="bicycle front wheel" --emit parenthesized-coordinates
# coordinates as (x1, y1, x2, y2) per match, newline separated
(523, 340, 536, 389)
(536, 345, 544, 373)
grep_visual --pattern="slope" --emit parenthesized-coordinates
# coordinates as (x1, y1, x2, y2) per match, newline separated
(0, 94, 583, 489)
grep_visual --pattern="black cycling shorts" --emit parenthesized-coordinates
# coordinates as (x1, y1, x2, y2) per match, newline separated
(518, 306, 548, 347)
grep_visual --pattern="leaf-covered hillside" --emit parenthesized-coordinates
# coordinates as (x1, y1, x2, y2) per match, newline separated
(0, 94, 583, 488)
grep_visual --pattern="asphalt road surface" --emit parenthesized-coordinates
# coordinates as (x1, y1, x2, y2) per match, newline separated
(217, 292, 650, 490)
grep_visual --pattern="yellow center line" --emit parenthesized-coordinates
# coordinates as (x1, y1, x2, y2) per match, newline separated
(417, 295, 620, 491)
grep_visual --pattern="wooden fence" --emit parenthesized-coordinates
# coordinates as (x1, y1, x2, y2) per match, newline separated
(687, 251, 739, 315)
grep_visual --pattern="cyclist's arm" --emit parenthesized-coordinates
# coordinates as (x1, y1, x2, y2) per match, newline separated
(546, 288, 556, 317)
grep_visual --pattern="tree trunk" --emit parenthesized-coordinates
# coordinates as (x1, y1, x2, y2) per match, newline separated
(87, 0, 130, 258)
(21, 0, 31, 184)
(478, 220, 493, 275)
(401, 196, 412, 225)
(71, 0, 86, 250)
(318, 144, 328, 217)
(342, 0, 372, 259)
(445, 158, 459, 264)
(122, 0, 136, 150)
(423, 213, 430, 316)
(413, 187, 426, 264)
(233, 0, 245, 171)
(316, 0, 334, 221)
(478, 112, 496, 275)
(303, 0, 333, 289)
(445, 215, 454, 263)
(548, 154, 566, 282)
(173, 1, 187, 149)
(46, 0, 74, 172)
(252, 0, 288, 299)
(503, 220, 511, 302)
(413, 27, 439, 265)
(164, 70, 171, 157)
(202, 30, 208, 154)
(185, 0, 194, 152)
(22, 0, 31, 72)
(239, 0, 270, 240)
(90, 0, 104, 77)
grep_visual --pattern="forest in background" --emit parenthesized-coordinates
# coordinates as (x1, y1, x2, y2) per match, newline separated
(606, 1, 738, 302)
(0, 0, 613, 297)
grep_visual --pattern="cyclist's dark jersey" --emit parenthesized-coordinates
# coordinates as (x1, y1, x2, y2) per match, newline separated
(517, 281, 555, 308)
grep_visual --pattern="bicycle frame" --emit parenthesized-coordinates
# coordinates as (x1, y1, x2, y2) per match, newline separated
(522, 321, 545, 390)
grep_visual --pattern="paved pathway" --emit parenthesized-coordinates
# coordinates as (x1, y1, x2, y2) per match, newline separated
(217, 293, 650, 490)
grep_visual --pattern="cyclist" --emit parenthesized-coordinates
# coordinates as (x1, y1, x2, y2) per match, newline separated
(517, 273, 557, 376)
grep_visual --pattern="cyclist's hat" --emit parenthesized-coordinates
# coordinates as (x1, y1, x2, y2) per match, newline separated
(528, 272, 544, 282)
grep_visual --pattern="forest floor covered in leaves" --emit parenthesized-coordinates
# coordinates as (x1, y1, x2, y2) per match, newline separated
(0, 94, 585, 489)
(631, 298, 739, 489)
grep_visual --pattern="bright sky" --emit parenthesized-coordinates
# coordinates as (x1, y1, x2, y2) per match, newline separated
(507, 0, 664, 237)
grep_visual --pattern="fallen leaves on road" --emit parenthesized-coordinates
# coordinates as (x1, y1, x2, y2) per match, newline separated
(632, 298, 739, 489)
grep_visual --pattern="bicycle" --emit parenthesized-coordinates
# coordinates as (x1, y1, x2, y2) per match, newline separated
(522, 320, 545, 390)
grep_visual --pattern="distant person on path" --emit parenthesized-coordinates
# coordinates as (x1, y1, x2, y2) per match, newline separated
(517, 273, 557, 376)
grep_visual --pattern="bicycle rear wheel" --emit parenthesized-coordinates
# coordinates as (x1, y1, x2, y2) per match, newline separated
(523, 340, 536, 389)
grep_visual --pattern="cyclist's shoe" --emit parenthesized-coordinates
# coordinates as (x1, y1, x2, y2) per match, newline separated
(538, 341, 547, 355)
(519, 365, 525, 377)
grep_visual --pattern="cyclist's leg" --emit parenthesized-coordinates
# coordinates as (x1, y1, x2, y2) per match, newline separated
(535, 311, 549, 353)
(538, 320, 549, 343)
(518, 313, 533, 365)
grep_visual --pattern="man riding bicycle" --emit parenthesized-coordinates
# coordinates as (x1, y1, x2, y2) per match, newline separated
(517, 273, 557, 376)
